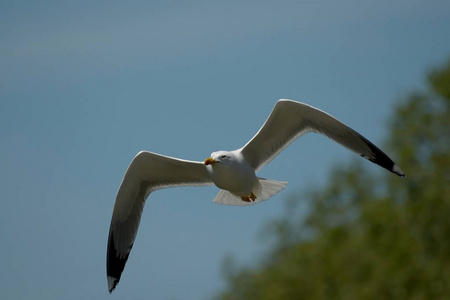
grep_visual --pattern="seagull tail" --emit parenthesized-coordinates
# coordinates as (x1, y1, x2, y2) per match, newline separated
(212, 179, 288, 206)
(213, 190, 249, 206)
(255, 178, 288, 202)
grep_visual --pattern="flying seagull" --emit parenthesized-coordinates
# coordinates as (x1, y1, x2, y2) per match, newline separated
(106, 99, 404, 292)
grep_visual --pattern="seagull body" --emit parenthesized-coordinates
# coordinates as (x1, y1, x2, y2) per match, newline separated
(205, 151, 257, 198)
(107, 99, 405, 292)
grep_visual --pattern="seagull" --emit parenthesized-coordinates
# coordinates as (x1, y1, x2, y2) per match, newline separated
(106, 99, 404, 292)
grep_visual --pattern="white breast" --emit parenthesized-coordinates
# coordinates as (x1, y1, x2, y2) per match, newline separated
(208, 155, 257, 197)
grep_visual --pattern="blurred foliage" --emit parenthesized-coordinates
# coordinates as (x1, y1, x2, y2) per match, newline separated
(215, 58, 450, 300)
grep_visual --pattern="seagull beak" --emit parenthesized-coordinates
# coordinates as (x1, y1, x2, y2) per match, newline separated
(204, 157, 217, 165)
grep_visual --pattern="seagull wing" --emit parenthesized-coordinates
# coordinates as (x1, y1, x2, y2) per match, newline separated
(240, 99, 405, 176)
(107, 151, 213, 292)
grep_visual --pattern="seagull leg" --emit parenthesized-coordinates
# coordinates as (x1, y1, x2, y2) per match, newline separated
(240, 196, 251, 202)
(240, 192, 257, 202)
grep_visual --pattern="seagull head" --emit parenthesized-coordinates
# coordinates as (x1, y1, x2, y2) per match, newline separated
(204, 151, 233, 166)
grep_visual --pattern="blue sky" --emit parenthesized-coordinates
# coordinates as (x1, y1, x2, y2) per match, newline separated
(1, 1, 450, 299)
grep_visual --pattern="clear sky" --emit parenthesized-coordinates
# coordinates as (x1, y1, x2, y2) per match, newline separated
(1, 1, 450, 299)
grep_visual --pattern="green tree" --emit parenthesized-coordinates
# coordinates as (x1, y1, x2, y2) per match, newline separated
(215, 58, 450, 300)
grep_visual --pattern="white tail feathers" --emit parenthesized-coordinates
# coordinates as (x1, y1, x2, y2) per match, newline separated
(213, 178, 288, 206)
(212, 190, 245, 206)
(254, 178, 289, 201)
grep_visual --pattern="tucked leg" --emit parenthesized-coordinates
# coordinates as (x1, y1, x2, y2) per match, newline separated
(240, 192, 257, 202)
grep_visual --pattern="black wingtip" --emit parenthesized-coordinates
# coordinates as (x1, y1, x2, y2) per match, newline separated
(358, 134, 405, 178)
(107, 232, 133, 293)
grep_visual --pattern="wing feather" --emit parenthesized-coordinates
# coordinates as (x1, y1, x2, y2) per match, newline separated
(240, 99, 405, 176)
(107, 151, 212, 292)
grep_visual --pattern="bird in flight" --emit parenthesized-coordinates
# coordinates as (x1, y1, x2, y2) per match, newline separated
(106, 99, 405, 292)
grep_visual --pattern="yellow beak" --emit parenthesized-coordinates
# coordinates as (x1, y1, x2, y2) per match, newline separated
(204, 157, 217, 165)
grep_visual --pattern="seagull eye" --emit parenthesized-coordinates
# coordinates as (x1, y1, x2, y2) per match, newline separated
(221, 155, 227, 159)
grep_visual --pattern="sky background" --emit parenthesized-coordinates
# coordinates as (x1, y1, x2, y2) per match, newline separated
(1, 1, 450, 299)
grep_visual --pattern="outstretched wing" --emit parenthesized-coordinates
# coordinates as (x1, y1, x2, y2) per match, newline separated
(240, 99, 404, 176)
(107, 151, 213, 292)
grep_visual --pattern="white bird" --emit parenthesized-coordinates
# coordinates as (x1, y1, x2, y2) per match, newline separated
(106, 99, 404, 292)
